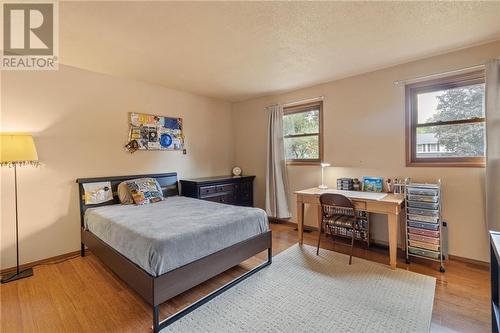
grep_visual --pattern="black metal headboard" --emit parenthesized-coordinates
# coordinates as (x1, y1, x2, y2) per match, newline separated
(76, 172, 179, 228)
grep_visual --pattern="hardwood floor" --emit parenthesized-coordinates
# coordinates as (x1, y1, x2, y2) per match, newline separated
(1, 223, 490, 333)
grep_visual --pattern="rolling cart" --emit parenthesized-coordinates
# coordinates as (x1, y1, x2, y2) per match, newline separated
(405, 179, 446, 273)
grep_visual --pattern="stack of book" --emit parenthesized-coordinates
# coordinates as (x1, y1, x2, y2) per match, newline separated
(337, 178, 354, 190)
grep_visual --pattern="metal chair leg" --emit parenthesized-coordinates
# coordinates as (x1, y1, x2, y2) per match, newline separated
(316, 222, 322, 255)
(349, 225, 355, 265)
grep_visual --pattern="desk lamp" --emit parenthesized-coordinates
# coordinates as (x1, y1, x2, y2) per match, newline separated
(318, 162, 330, 189)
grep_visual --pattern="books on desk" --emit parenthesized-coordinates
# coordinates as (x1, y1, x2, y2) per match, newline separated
(337, 178, 354, 190)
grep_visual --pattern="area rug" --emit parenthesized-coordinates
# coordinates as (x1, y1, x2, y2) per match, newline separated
(162, 245, 436, 333)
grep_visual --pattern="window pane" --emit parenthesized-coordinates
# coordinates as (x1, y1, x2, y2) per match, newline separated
(417, 83, 485, 124)
(283, 109, 319, 136)
(285, 135, 319, 160)
(416, 122, 485, 158)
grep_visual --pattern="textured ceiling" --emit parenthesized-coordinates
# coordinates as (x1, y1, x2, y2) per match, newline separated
(59, 1, 500, 102)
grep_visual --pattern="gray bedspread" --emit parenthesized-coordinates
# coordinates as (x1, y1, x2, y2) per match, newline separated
(84, 196, 269, 276)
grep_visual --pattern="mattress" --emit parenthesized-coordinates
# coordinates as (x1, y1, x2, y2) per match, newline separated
(84, 196, 269, 276)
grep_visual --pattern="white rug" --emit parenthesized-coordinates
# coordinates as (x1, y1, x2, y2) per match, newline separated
(162, 245, 436, 333)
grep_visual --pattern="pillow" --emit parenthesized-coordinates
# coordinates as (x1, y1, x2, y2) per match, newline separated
(125, 178, 164, 205)
(82, 181, 113, 205)
(117, 181, 134, 204)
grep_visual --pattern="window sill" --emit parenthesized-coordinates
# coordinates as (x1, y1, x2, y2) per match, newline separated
(406, 160, 486, 168)
(286, 161, 322, 166)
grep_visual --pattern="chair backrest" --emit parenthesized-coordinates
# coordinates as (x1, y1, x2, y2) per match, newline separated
(320, 193, 355, 210)
(320, 193, 356, 220)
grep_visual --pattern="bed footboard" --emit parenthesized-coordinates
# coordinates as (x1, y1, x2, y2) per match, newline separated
(81, 228, 272, 332)
(153, 242, 272, 332)
(152, 230, 272, 332)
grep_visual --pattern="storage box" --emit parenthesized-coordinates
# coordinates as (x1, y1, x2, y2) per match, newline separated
(409, 240, 440, 252)
(407, 187, 439, 196)
(408, 246, 440, 259)
(407, 207, 439, 217)
(408, 214, 439, 223)
(408, 227, 440, 237)
(408, 233, 440, 244)
(407, 201, 439, 210)
(408, 220, 440, 230)
(407, 194, 439, 203)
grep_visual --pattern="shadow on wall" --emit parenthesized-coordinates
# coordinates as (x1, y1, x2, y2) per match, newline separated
(1, 179, 81, 270)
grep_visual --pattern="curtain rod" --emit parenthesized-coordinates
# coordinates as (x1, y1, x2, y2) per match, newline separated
(393, 63, 486, 85)
(282, 96, 324, 107)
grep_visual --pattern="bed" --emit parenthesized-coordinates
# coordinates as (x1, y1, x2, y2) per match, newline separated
(76, 173, 272, 332)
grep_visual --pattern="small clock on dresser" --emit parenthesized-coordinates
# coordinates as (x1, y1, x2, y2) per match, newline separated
(232, 167, 242, 177)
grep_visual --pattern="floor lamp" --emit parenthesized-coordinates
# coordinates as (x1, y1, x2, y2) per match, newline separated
(1, 133, 39, 284)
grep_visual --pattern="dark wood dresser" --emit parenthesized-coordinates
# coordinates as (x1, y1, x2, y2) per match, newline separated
(180, 175, 255, 207)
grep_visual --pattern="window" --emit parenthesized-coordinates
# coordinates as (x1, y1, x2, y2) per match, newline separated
(405, 70, 485, 167)
(283, 101, 323, 164)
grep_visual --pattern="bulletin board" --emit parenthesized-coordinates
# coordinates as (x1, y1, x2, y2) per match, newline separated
(128, 112, 184, 151)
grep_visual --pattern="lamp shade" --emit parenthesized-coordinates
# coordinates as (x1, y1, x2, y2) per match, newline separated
(0, 133, 38, 165)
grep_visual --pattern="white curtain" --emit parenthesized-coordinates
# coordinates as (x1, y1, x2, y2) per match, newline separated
(486, 59, 500, 230)
(265, 104, 291, 219)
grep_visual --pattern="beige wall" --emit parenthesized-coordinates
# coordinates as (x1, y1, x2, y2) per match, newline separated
(0, 65, 234, 269)
(232, 41, 500, 262)
(1, 42, 498, 269)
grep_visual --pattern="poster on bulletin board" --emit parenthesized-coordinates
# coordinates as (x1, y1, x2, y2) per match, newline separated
(128, 112, 184, 151)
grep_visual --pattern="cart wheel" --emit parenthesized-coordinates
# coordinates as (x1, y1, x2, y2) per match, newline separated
(439, 266, 445, 273)
(405, 258, 410, 264)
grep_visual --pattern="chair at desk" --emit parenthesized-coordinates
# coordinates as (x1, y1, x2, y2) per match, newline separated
(317, 193, 359, 265)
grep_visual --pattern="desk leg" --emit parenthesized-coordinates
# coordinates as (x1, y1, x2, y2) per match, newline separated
(297, 200, 304, 245)
(399, 213, 406, 252)
(388, 213, 398, 270)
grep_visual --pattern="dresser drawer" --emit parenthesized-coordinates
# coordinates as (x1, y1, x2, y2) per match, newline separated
(204, 194, 234, 205)
(239, 190, 252, 202)
(216, 183, 236, 193)
(200, 184, 237, 197)
(199, 186, 217, 197)
(240, 181, 252, 191)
